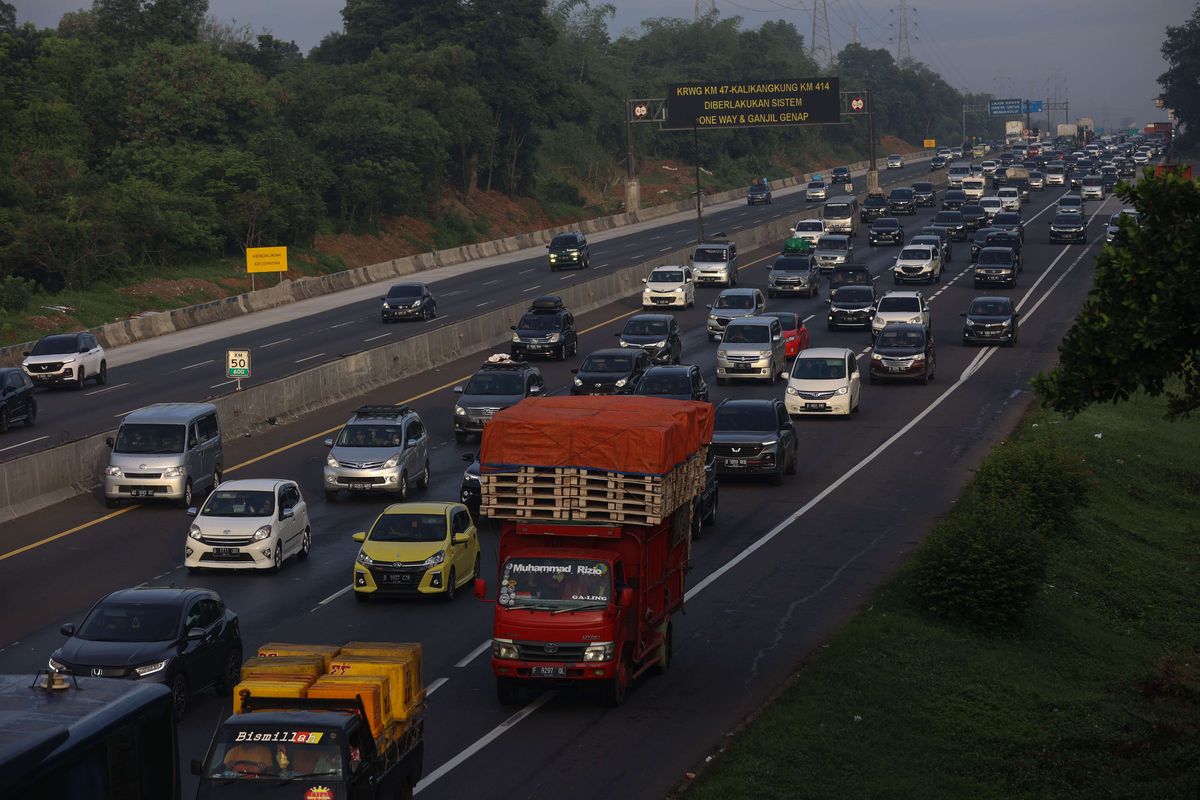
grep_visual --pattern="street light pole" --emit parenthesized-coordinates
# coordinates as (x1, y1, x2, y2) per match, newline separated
(693, 125, 704, 242)
(866, 90, 879, 193)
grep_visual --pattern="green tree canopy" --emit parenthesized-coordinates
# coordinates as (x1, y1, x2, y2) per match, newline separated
(1158, 3, 1200, 147)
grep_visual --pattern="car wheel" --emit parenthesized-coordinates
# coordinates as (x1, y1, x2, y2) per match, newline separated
(96, 361, 108, 385)
(869, 373, 878, 385)
(653, 622, 673, 675)
(325, 490, 337, 503)
(298, 528, 311, 560)
(569, 340, 578, 356)
(555, 344, 566, 361)
(921, 366, 930, 385)
(602, 655, 630, 707)
(708, 334, 716, 342)
(418, 460, 431, 491)
(170, 673, 189, 720)
(703, 490, 718, 527)
(176, 480, 193, 509)
(75, 368, 86, 390)
(397, 471, 408, 501)
(211, 467, 222, 494)
(0, 410, 7, 434)
(24, 400, 36, 427)
(892, 274, 899, 285)
(784, 447, 797, 475)
(270, 543, 283, 572)
(429, 304, 437, 319)
(215, 649, 242, 695)
(443, 568, 456, 602)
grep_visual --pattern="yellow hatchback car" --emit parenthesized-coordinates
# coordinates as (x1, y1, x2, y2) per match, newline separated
(352, 502, 480, 601)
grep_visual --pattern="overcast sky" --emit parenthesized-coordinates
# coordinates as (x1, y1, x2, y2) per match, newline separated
(13, 0, 1186, 130)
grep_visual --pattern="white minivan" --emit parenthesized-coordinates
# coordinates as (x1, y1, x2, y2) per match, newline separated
(642, 265, 695, 309)
(782, 347, 862, 416)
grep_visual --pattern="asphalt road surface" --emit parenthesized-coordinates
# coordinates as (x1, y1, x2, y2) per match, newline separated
(0, 172, 1119, 800)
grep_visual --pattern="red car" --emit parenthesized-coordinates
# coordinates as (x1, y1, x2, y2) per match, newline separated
(763, 311, 809, 358)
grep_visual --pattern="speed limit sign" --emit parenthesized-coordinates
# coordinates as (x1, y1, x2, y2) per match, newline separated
(227, 349, 251, 379)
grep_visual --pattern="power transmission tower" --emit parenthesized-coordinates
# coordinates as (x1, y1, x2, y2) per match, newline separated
(695, 0, 716, 21)
(811, 0, 833, 68)
(891, 0, 912, 64)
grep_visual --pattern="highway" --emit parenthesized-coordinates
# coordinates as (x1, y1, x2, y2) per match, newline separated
(0, 161, 941, 462)
(0, 171, 1117, 800)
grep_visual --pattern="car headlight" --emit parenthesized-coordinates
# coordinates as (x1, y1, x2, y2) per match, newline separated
(382, 301, 390, 308)
(1002, 320, 1013, 328)
(574, 377, 583, 386)
(464, 472, 480, 483)
(134, 660, 168, 677)
(760, 440, 778, 447)
(836, 386, 848, 395)
(492, 639, 518, 660)
(758, 350, 772, 358)
(717, 349, 728, 358)
(547, 332, 561, 343)
(583, 642, 615, 662)
(908, 317, 923, 324)
(871, 353, 883, 360)
(549, 254, 558, 260)
(357, 550, 374, 565)
(383, 454, 400, 468)
(188, 524, 202, 540)
(48, 657, 65, 671)
(912, 353, 926, 361)
(614, 378, 627, 388)
(105, 466, 123, 478)
(455, 405, 466, 416)
(708, 315, 718, 323)
(964, 319, 976, 327)
(422, 550, 446, 568)
(511, 333, 521, 343)
(654, 339, 667, 348)
(60, 357, 76, 365)
(253, 525, 273, 541)
(161, 466, 184, 478)
(786, 386, 798, 395)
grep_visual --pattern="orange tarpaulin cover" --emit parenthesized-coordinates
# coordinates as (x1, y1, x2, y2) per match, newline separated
(480, 396, 713, 476)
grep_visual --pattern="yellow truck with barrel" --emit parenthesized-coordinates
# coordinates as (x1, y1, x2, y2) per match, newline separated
(192, 642, 424, 800)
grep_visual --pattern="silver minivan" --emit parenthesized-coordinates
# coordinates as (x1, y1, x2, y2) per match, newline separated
(716, 316, 785, 384)
(104, 403, 223, 508)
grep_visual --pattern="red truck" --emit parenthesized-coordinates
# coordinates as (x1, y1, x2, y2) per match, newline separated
(473, 396, 712, 707)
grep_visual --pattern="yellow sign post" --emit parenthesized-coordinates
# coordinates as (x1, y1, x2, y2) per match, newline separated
(923, 138, 936, 149)
(246, 246, 288, 290)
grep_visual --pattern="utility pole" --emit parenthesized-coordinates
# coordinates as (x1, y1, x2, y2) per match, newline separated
(962, 102, 967, 146)
(693, 126, 704, 242)
(867, 90, 879, 193)
(811, 0, 833, 69)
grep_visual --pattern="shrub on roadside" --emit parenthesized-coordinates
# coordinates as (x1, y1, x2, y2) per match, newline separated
(969, 433, 1091, 536)
(0, 276, 34, 314)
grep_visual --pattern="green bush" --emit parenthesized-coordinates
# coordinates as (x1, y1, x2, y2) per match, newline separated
(910, 496, 1049, 633)
(0, 276, 34, 314)
(969, 434, 1091, 536)
(313, 253, 346, 275)
(433, 212, 477, 250)
(534, 176, 584, 209)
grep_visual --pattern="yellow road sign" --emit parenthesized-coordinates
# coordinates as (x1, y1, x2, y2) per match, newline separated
(247, 246, 288, 274)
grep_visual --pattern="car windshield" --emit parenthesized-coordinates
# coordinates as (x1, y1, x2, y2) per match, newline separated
(988, 234, 1019, 248)
(945, 191, 965, 200)
(369, 513, 446, 543)
(637, 373, 692, 396)
(833, 287, 873, 303)
(77, 602, 179, 642)
(113, 423, 186, 454)
(694, 247, 728, 262)
(501, 558, 612, 607)
(772, 257, 810, 273)
(714, 294, 754, 310)
(464, 372, 524, 395)
(794, 220, 823, 232)
(899, 248, 933, 260)
(792, 357, 846, 380)
(550, 235, 579, 249)
(981, 199, 1001, 208)
(1110, 211, 1138, 224)
(335, 424, 403, 448)
(994, 214, 1020, 225)
(913, 183, 933, 191)
(823, 203, 852, 218)
(969, 300, 1012, 316)
(876, 329, 926, 349)
(817, 238, 847, 252)
(890, 189, 914, 198)
(386, 285, 421, 298)
(999, 189, 1018, 197)
(203, 730, 344, 781)
(722, 324, 769, 344)
(1083, 177, 1102, 186)
(878, 296, 920, 312)
(624, 319, 669, 336)
(648, 270, 683, 283)
(962, 206, 984, 216)
(874, 219, 899, 229)
(516, 313, 560, 331)
(201, 490, 275, 518)
(29, 335, 78, 356)
(1060, 197, 1081, 207)
(581, 354, 632, 372)
(715, 404, 776, 431)
(979, 250, 1014, 264)
(749, 183, 767, 192)
(935, 213, 962, 223)
(808, 181, 825, 189)
(1053, 214, 1082, 226)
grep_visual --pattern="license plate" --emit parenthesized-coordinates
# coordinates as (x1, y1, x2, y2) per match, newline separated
(888, 366, 906, 373)
(382, 574, 412, 584)
(527, 344, 547, 350)
(214, 547, 239, 556)
(804, 402, 826, 410)
(532, 666, 566, 678)
(130, 488, 154, 497)
(724, 458, 747, 467)
(349, 482, 373, 491)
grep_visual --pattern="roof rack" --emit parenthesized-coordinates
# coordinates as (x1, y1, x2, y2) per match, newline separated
(481, 354, 529, 370)
(529, 295, 564, 311)
(353, 404, 412, 419)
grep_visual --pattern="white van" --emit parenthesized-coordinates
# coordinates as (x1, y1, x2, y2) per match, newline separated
(821, 196, 860, 237)
(947, 162, 972, 187)
(782, 347, 862, 416)
(961, 177, 986, 201)
(105, 403, 223, 508)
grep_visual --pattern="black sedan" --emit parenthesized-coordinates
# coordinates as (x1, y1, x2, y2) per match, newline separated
(826, 285, 878, 330)
(991, 212, 1025, 240)
(49, 587, 243, 719)
(941, 189, 967, 210)
(930, 155, 948, 170)
(868, 217, 905, 246)
(911, 181, 937, 207)
(962, 296, 1019, 347)
(0, 367, 36, 433)
(931, 210, 967, 241)
(1049, 212, 1087, 243)
(571, 348, 650, 395)
(868, 324, 936, 385)
(633, 365, 709, 402)
(887, 187, 917, 215)
(616, 314, 682, 365)
(747, 182, 773, 205)
(381, 282, 436, 322)
(959, 204, 988, 232)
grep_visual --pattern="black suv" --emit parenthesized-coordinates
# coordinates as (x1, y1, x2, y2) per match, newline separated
(932, 210, 967, 241)
(510, 296, 577, 360)
(616, 314, 682, 365)
(547, 231, 590, 271)
(827, 284, 878, 330)
(746, 181, 773, 205)
(984, 230, 1023, 267)
(635, 365, 709, 401)
(453, 355, 544, 442)
(973, 247, 1020, 288)
(962, 296, 1019, 347)
(381, 283, 436, 322)
(831, 166, 853, 190)
(571, 348, 650, 395)
(911, 181, 937, 207)
(887, 187, 917, 215)
(941, 189, 967, 210)
(49, 587, 243, 719)
(869, 217, 905, 246)
(959, 204, 988, 232)
(869, 324, 936, 385)
(0, 368, 36, 433)
(930, 155, 948, 170)
(828, 264, 872, 291)
(860, 193, 889, 222)
(971, 227, 1001, 262)
(710, 399, 797, 486)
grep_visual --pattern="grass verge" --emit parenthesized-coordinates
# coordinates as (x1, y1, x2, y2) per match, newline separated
(682, 393, 1200, 800)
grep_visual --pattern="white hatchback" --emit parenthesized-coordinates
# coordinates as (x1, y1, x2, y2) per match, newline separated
(642, 265, 695, 309)
(783, 347, 862, 416)
(185, 479, 311, 572)
(997, 188, 1021, 211)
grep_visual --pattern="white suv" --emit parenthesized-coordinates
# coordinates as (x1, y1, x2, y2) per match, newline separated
(642, 265, 695, 309)
(871, 291, 930, 338)
(185, 479, 311, 572)
(783, 347, 861, 417)
(997, 187, 1021, 211)
(22, 331, 107, 389)
(891, 246, 942, 285)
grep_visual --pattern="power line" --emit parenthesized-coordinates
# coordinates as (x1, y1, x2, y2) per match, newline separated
(811, 0, 834, 68)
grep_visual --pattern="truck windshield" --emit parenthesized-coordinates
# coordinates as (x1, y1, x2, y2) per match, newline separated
(499, 558, 612, 607)
(202, 729, 344, 781)
(822, 203, 851, 219)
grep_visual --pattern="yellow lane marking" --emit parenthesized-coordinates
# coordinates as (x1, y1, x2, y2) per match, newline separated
(0, 506, 136, 563)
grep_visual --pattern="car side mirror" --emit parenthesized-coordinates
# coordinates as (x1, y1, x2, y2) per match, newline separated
(570, 368, 579, 374)
(960, 312, 967, 317)
(773, 334, 782, 342)
(323, 438, 334, 447)
(352, 532, 366, 543)
(825, 298, 831, 305)
(186, 506, 199, 516)
(406, 439, 419, 448)
(545, 244, 551, 249)
(1012, 311, 1021, 318)
(22, 351, 30, 358)
(453, 533, 470, 545)
(618, 587, 634, 608)
(613, 332, 621, 337)
(105, 437, 114, 448)
(60, 623, 75, 636)
(281, 507, 294, 520)
(79, 347, 89, 354)
(688, 255, 694, 262)
(191, 759, 204, 776)
(778, 371, 789, 380)
(641, 278, 647, 284)
(453, 386, 464, 394)
(186, 627, 206, 642)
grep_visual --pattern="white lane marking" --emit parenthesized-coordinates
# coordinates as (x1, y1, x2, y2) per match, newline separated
(209, 380, 236, 389)
(414, 692, 557, 794)
(312, 585, 353, 610)
(426, 677, 448, 697)
(559, 275, 573, 281)
(802, 314, 815, 323)
(0, 435, 48, 454)
(84, 382, 130, 397)
(113, 409, 138, 417)
(658, 247, 672, 252)
(483, 279, 500, 286)
(180, 359, 215, 371)
(364, 333, 391, 343)
(455, 639, 491, 668)
(519, 269, 536, 275)
(328, 321, 354, 329)
(476, 301, 491, 308)
(261, 338, 292, 348)
(732, 224, 745, 230)
(294, 352, 326, 363)
(632, 254, 645, 259)
(525, 285, 542, 292)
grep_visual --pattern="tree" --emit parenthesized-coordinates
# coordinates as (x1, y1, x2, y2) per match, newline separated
(1158, 3, 1200, 146)
(0, 1, 15, 34)
(1033, 172, 1200, 419)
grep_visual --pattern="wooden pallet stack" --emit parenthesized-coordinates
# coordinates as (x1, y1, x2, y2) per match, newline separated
(482, 448, 707, 526)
